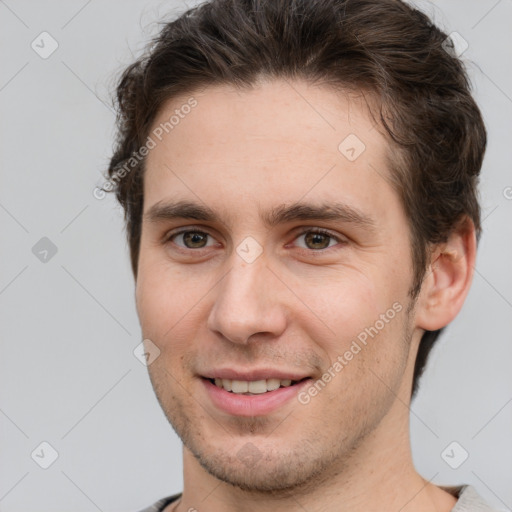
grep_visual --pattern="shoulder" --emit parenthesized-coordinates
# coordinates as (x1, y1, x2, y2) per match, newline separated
(135, 493, 181, 512)
(450, 485, 503, 512)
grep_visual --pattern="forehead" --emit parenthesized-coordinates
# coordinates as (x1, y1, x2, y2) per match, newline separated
(148, 79, 386, 162)
(143, 79, 396, 223)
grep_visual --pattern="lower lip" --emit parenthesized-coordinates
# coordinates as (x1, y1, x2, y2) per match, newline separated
(202, 378, 312, 417)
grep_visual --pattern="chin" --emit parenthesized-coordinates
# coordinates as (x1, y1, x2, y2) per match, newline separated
(195, 449, 317, 493)
(185, 433, 347, 495)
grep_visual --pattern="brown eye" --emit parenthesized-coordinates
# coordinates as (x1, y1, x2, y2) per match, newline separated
(303, 231, 332, 250)
(183, 231, 208, 248)
(169, 230, 213, 249)
(294, 229, 340, 251)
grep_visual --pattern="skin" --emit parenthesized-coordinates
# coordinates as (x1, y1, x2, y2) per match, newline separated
(135, 79, 476, 512)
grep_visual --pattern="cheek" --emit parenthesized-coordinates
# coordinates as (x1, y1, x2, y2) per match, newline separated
(135, 262, 213, 355)
(296, 270, 407, 362)
(136, 263, 183, 336)
(298, 274, 377, 335)
(307, 305, 410, 422)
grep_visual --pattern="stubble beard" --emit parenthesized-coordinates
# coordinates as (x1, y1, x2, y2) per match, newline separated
(147, 301, 417, 497)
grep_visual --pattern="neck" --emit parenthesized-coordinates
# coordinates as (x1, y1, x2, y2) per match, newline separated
(173, 341, 456, 512)
(175, 398, 457, 512)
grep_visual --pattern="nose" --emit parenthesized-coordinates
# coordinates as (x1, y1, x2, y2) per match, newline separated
(207, 256, 288, 345)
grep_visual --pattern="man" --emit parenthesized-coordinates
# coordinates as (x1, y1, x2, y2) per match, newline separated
(105, 0, 496, 510)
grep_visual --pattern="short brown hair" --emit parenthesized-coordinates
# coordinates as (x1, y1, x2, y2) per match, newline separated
(107, 0, 486, 397)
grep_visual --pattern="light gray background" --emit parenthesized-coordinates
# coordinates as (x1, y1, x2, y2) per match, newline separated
(1, 0, 511, 511)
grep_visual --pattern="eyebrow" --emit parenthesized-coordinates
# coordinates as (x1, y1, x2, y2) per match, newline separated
(144, 199, 376, 232)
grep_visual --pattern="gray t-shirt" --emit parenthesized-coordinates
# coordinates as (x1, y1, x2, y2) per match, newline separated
(137, 484, 501, 512)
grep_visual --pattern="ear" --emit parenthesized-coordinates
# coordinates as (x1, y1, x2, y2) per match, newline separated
(415, 217, 477, 331)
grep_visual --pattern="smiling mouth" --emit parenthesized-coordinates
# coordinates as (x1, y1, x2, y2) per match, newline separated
(206, 377, 310, 395)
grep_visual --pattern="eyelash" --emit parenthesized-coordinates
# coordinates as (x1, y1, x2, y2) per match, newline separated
(164, 227, 345, 255)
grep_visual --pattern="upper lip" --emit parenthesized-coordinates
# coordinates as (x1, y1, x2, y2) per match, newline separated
(201, 368, 311, 381)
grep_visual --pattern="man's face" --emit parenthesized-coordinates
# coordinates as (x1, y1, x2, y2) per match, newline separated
(136, 79, 420, 492)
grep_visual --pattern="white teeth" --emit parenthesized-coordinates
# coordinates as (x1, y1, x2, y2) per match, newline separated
(214, 378, 232, 391)
(231, 380, 248, 393)
(266, 378, 281, 391)
(248, 380, 267, 394)
(212, 378, 298, 394)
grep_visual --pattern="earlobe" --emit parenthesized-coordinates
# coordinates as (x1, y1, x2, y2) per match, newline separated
(415, 217, 477, 332)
